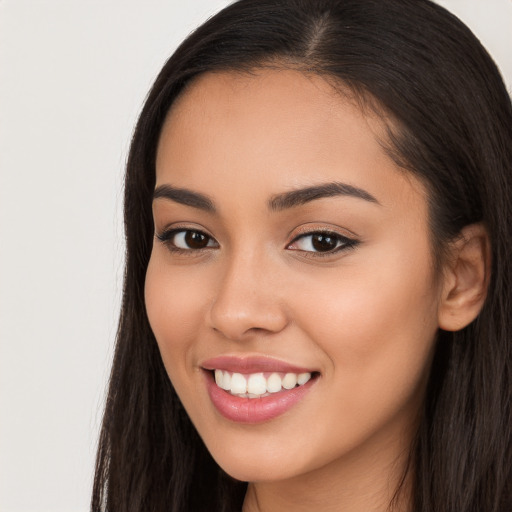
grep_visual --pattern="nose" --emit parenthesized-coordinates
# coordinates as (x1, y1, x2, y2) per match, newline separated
(207, 250, 288, 341)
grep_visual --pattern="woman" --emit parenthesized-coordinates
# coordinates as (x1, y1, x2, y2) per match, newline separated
(92, 1, 512, 511)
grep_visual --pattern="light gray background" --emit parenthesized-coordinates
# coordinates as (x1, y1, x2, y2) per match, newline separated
(0, 1, 510, 511)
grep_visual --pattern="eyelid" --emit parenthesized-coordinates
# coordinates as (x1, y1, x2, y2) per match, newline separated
(155, 222, 216, 239)
(288, 223, 359, 239)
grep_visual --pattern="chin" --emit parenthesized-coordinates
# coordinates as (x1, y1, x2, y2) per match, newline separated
(198, 426, 322, 483)
(213, 453, 299, 483)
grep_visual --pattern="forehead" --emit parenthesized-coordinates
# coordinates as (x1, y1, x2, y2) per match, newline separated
(156, 68, 426, 214)
(161, 68, 387, 153)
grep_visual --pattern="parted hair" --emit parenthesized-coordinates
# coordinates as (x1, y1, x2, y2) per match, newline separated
(92, 1, 512, 511)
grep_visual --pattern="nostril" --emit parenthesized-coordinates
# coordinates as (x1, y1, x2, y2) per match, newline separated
(207, 273, 289, 340)
(208, 310, 288, 341)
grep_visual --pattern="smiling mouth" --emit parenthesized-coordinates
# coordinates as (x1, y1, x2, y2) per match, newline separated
(203, 368, 319, 423)
(200, 356, 320, 422)
(212, 369, 317, 398)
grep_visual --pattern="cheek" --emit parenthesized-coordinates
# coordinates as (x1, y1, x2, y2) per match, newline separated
(294, 246, 440, 418)
(144, 254, 207, 379)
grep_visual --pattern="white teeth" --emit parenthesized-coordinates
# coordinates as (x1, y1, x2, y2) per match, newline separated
(215, 369, 232, 390)
(282, 373, 298, 390)
(266, 373, 282, 393)
(247, 373, 267, 395)
(297, 372, 311, 385)
(213, 369, 313, 397)
(230, 373, 247, 394)
(221, 371, 232, 391)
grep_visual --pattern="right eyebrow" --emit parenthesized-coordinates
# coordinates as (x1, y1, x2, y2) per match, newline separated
(153, 184, 216, 213)
(268, 181, 380, 211)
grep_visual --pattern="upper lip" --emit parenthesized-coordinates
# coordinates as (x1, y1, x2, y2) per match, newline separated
(200, 355, 316, 374)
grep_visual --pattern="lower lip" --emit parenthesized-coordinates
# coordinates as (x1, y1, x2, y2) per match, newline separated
(204, 371, 316, 424)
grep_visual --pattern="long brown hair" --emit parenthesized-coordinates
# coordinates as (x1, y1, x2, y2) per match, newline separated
(92, 1, 512, 510)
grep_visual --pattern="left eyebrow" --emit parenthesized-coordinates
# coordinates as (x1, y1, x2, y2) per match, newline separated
(153, 184, 216, 212)
(268, 182, 381, 211)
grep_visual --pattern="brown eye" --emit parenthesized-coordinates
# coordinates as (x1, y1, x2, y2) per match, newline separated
(184, 230, 211, 249)
(157, 229, 218, 251)
(310, 233, 338, 252)
(287, 231, 358, 255)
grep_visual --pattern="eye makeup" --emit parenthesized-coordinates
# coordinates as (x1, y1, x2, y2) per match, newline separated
(287, 230, 359, 256)
(155, 226, 360, 258)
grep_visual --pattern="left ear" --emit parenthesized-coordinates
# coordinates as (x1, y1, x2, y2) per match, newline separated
(438, 223, 491, 332)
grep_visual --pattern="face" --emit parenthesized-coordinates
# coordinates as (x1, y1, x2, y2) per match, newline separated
(145, 69, 443, 484)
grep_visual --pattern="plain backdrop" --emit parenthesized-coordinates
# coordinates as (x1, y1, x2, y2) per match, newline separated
(0, 1, 510, 511)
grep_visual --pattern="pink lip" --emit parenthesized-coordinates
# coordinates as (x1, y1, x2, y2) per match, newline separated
(201, 355, 314, 374)
(201, 356, 318, 424)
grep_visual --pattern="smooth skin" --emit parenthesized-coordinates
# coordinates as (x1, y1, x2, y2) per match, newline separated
(145, 69, 489, 512)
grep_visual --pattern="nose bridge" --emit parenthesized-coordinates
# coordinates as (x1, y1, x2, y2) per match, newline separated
(208, 244, 287, 340)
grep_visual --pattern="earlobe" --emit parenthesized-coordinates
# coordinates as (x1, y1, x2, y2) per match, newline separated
(438, 223, 491, 332)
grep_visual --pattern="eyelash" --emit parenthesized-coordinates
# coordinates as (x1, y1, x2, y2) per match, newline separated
(156, 228, 359, 257)
(288, 230, 359, 257)
(156, 228, 218, 255)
